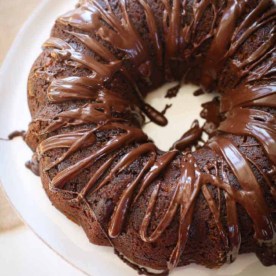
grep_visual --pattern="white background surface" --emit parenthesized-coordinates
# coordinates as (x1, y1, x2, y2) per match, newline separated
(0, 1, 275, 276)
(0, 227, 81, 276)
(0, 1, 82, 275)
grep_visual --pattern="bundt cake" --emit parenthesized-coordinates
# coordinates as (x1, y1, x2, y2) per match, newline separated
(25, 0, 276, 274)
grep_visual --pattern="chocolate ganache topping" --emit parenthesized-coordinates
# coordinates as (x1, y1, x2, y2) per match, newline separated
(25, 0, 276, 274)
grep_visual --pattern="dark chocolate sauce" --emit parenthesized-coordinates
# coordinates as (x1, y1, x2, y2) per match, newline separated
(193, 88, 204, 97)
(8, 130, 26, 140)
(25, 154, 40, 177)
(0, 130, 26, 141)
(200, 97, 221, 135)
(161, 104, 172, 116)
(165, 84, 181, 99)
(172, 120, 203, 151)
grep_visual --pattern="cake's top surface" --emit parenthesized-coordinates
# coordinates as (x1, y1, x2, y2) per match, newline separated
(25, 0, 276, 274)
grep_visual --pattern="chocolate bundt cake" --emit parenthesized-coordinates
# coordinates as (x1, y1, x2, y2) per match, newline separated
(25, 0, 276, 274)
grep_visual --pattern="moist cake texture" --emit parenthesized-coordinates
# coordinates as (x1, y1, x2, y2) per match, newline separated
(25, 0, 276, 274)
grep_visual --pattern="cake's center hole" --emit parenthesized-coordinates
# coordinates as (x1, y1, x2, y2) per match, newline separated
(143, 83, 216, 151)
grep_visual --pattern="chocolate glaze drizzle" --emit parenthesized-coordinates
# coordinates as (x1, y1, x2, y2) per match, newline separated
(172, 120, 203, 151)
(165, 83, 181, 98)
(8, 130, 26, 140)
(0, 130, 26, 141)
(0, 131, 26, 141)
(25, 154, 40, 176)
(27, 0, 276, 274)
